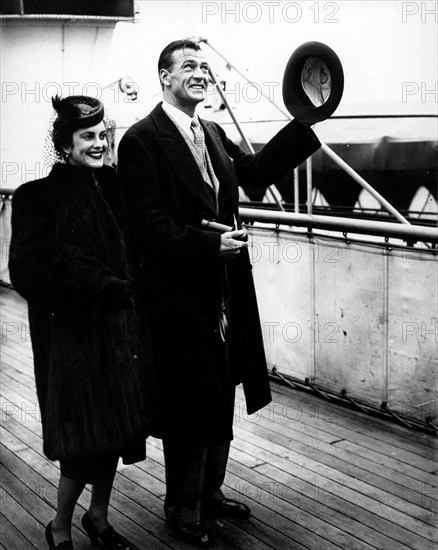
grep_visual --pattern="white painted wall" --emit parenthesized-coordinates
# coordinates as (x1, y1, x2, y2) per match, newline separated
(250, 228, 438, 423)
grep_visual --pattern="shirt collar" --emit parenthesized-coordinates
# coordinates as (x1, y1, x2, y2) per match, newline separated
(162, 100, 198, 137)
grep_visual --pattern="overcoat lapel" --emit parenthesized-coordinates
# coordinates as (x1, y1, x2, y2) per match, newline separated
(201, 119, 239, 224)
(150, 105, 217, 219)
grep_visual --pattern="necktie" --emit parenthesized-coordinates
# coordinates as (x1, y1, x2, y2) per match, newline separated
(190, 117, 216, 195)
(190, 118, 206, 160)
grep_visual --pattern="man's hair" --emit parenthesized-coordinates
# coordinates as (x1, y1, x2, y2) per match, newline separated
(158, 39, 202, 89)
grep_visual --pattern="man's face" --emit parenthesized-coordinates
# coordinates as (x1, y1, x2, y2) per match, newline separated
(160, 48, 210, 111)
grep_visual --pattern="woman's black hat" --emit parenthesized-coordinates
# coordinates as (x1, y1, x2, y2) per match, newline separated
(51, 95, 105, 129)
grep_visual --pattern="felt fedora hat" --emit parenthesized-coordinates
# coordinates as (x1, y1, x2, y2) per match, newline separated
(282, 41, 344, 125)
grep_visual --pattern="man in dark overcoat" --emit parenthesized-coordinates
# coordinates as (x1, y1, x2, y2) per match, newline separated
(117, 38, 320, 546)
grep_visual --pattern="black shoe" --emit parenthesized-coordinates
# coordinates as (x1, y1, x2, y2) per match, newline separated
(81, 513, 137, 550)
(207, 497, 251, 519)
(167, 515, 210, 547)
(45, 522, 73, 549)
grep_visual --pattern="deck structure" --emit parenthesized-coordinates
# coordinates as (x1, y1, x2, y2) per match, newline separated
(1, 287, 436, 550)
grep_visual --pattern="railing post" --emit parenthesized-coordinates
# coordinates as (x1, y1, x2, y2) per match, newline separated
(294, 168, 299, 214)
(306, 157, 313, 216)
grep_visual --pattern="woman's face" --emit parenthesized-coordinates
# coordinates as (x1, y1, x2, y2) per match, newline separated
(65, 122, 108, 169)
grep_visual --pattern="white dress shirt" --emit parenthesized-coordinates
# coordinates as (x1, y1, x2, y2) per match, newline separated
(161, 100, 219, 198)
(162, 100, 198, 142)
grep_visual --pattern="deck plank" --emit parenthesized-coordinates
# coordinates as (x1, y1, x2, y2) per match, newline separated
(233, 412, 436, 514)
(232, 427, 436, 547)
(270, 382, 437, 453)
(1, 287, 437, 550)
(0, 513, 36, 550)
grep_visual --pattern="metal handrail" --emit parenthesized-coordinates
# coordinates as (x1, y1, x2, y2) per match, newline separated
(239, 207, 438, 244)
(2, 190, 436, 243)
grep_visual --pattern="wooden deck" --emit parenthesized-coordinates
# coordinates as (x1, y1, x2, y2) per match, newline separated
(1, 287, 437, 550)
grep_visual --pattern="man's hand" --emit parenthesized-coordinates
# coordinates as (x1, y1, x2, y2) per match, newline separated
(219, 230, 248, 262)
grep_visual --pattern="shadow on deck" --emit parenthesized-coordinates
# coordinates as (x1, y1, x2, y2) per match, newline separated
(1, 287, 436, 550)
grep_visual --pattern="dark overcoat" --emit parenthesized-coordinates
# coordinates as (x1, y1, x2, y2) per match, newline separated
(8, 163, 152, 461)
(117, 103, 320, 445)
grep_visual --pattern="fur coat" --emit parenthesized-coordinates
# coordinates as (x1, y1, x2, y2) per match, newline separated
(9, 163, 152, 461)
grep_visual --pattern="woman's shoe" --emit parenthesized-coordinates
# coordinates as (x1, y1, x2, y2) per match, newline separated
(45, 522, 73, 549)
(81, 512, 137, 550)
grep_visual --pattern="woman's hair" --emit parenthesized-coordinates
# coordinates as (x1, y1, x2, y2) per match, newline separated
(50, 95, 105, 161)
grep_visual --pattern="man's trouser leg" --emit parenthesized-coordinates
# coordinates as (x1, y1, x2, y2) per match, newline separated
(162, 439, 230, 524)
(202, 441, 230, 504)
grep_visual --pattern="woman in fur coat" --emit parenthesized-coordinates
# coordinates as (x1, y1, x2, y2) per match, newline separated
(8, 96, 151, 550)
